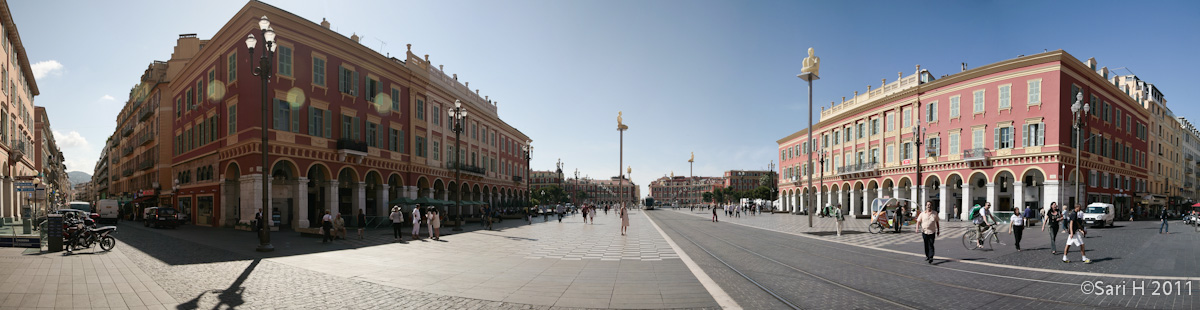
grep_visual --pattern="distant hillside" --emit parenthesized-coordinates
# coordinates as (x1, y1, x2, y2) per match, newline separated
(69, 171, 92, 185)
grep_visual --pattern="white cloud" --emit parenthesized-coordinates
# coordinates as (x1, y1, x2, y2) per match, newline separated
(64, 158, 96, 173)
(31, 60, 64, 80)
(53, 130, 89, 149)
(100, 95, 115, 101)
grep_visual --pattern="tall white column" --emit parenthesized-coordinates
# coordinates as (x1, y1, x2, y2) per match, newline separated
(936, 183, 945, 219)
(892, 186, 900, 200)
(327, 180, 340, 216)
(1013, 181, 1024, 213)
(1044, 180, 1061, 213)
(816, 188, 824, 211)
(378, 184, 390, 217)
(861, 189, 870, 216)
(355, 182, 367, 216)
(986, 182, 996, 209)
(297, 177, 309, 228)
(910, 186, 919, 207)
(850, 189, 860, 215)
(239, 174, 264, 225)
(961, 184, 972, 220)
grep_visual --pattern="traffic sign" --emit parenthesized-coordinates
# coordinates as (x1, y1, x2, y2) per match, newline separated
(15, 188, 34, 192)
(15, 182, 33, 187)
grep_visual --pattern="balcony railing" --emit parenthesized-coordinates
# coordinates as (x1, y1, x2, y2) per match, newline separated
(837, 162, 878, 175)
(138, 106, 154, 121)
(512, 175, 523, 182)
(138, 159, 155, 171)
(963, 148, 989, 162)
(336, 138, 368, 153)
(122, 169, 133, 177)
(1187, 167, 1194, 175)
(1188, 154, 1195, 162)
(121, 126, 133, 137)
(122, 146, 134, 157)
(110, 175, 118, 181)
(447, 162, 486, 175)
(138, 131, 156, 146)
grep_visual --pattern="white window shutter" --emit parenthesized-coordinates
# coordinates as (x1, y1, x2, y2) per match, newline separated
(1037, 124, 1045, 146)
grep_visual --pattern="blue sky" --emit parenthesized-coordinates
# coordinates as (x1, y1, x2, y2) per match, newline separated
(11, 0, 1200, 196)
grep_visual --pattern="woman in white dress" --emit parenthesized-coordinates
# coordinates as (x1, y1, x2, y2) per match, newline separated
(620, 205, 630, 235)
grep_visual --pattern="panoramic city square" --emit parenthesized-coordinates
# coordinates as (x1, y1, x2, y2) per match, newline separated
(1, 0, 1198, 309)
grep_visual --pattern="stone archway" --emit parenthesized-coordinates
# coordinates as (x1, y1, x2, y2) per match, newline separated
(1020, 168, 1047, 213)
(994, 170, 1017, 212)
(270, 160, 300, 229)
(365, 171, 384, 219)
(865, 180, 879, 216)
(946, 174, 964, 220)
(966, 171, 990, 217)
(924, 174, 941, 216)
(305, 164, 332, 228)
(222, 162, 241, 227)
(336, 167, 361, 218)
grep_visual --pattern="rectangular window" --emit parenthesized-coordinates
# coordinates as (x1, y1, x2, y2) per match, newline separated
(844, 127, 851, 142)
(416, 99, 425, 120)
(902, 108, 911, 128)
(886, 145, 895, 163)
(186, 89, 193, 110)
(352, 117, 360, 140)
(433, 141, 440, 160)
(208, 70, 216, 98)
(228, 53, 237, 82)
(277, 46, 293, 76)
(1027, 80, 1040, 104)
(950, 96, 960, 117)
(1103, 102, 1110, 122)
(1090, 95, 1099, 117)
(870, 148, 879, 163)
(927, 101, 937, 123)
(886, 113, 894, 131)
(973, 90, 985, 113)
(176, 98, 183, 118)
(390, 89, 400, 112)
(308, 107, 325, 137)
(995, 127, 1013, 149)
(415, 136, 426, 157)
(366, 78, 379, 101)
(1115, 109, 1122, 130)
(973, 128, 984, 149)
(949, 132, 960, 155)
(1023, 123, 1045, 147)
(367, 122, 378, 147)
(312, 57, 325, 86)
(998, 85, 1010, 109)
(433, 105, 440, 125)
(927, 137, 940, 157)
(833, 130, 840, 145)
(902, 142, 912, 160)
(274, 100, 291, 131)
(196, 80, 204, 106)
(871, 119, 879, 135)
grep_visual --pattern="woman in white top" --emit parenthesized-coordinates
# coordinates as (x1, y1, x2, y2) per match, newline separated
(411, 205, 423, 241)
(1009, 206, 1026, 251)
(427, 207, 441, 241)
(619, 205, 630, 236)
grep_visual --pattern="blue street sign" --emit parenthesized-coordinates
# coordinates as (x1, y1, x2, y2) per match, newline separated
(15, 188, 35, 192)
(15, 182, 33, 187)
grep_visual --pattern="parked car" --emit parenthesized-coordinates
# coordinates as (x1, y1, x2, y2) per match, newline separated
(1082, 203, 1115, 227)
(144, 207, 180, 229)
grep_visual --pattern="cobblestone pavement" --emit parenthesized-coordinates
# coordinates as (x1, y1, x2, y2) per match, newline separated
(648, 210, 1199, 309)
(667, 208, 1200, 277)
(116, 209, 718, 309)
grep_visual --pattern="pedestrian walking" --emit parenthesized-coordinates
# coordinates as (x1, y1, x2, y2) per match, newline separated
(357, 209, 367, 239)
(916, 202, 940, 264)
(589, 205, 595, 224)
(389, 206, 403, 242)
(1009, 206, 1025, 251)
(1063, 204, 1091, 263)
(1159, 206, 1169, 234)
(894, 203, 906, 233)
(253, 209, 262, 233)
(1043, 202, 1061, 254)
(834, 204, 844, 236)
(322, 210, 333, 243)
(620, 204, 630, 236)
(556, 204, 565, 222)
(582, 205, 588, 224)
(427, 207, 441, 241)
(712, 205, 719, 222)
(411, 205, 423, 241)
(1129, 207, 1135, 222)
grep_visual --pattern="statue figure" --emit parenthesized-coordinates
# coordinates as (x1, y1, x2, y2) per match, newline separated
(801, 47, 820, 76)
(689, 152, 694, 162)
(618, 111, 623, 126)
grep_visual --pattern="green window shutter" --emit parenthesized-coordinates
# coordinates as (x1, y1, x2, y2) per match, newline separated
(312, 106, 321, 135)
(352, 71, 359, 97)
(352, 117, 360, 140)
(290, 104, 300, 133)
(272, 99, 281, 130)
(1021, 125, 1028, 147)
(323, 110, 332, 138)
(399, 129, 405, 153)
(337, 65, 345, 92)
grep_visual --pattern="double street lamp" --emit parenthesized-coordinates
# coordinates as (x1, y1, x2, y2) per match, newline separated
(449, 100, 469, 231)
(1071, 92, 1091, 209)
(246, 15, 277, 252)
(523, 141, 532, 209)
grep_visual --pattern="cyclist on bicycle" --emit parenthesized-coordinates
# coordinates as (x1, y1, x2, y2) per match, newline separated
(973, 202, 999, 248)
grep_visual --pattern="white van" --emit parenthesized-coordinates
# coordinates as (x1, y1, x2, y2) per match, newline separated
(97, 199, 120, 224)
(1083, 203, 1115, 227)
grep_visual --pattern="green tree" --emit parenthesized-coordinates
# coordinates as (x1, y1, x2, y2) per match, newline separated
(702, 192, 713, 204)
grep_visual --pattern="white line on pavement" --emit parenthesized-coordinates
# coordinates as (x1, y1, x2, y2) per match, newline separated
(643, 211, 742, 310)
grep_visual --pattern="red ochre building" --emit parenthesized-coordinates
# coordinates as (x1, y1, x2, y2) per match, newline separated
(162, 1, 530, 228)
(777, 50, 1150, 220)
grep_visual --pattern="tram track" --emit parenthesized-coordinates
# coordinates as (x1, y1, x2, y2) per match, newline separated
(652, 210, 1125, 309)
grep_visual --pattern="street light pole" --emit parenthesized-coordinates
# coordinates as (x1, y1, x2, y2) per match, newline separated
(618, 112, 629, 211)
(798, 60, 819, 227)
(524, 141, 532, 209)
(1071, 92, 1090, 208)
(246, 15, 277, 252)
(449, 100, 469, 231)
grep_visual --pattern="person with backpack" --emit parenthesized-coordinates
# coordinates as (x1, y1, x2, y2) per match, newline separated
(1063, 204, 1091, 263)
(970, 202, 998, 248)
(834, 204, 844, 236)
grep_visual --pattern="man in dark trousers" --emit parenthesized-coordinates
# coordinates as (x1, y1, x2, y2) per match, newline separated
(894, 203, 907, 233)
(1159, 206, 1169, 234)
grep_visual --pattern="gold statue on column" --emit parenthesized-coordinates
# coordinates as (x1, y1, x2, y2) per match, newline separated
(801, 47, 820, 76)
(617, 111, 628, 130)
(689, 152, 694, 163)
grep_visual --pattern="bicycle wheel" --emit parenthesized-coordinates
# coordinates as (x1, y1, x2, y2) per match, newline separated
(99, 236, 115, 251)
(980, 232, 994, 250)
(962, 230, 979, 250)
(868, 223, 883, 234)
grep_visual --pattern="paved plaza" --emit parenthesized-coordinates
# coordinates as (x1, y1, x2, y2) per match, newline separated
(666, 207, 1200, 277)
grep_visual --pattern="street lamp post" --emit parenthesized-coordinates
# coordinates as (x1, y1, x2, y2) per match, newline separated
(818, 151, 827, 217)
(574, 169, 579, 206)
(914, 65, 924, 215)
(617, 112, 629, 211)
(798, 51, 820, 227)
(1071, 92, 1091, 208)
(523, 141, 532, 209)
(246, 15, 277, 252)
(449, 100, 469, 231)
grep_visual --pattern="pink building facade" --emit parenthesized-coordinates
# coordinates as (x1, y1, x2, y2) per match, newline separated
(777, 51, 1149, 220)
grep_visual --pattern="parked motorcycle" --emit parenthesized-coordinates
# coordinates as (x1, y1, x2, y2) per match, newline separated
(65, 216, 117, 252)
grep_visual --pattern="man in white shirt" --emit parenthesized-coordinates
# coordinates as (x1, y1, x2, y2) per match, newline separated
(389, 206, 403, 242)
(411, 205, 423, 241)
(322, 210, 333, 243)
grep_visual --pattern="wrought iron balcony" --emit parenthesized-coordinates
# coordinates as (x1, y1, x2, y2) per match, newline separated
(138, 160, 155, 171)
(1187, 167, 1194, 175)
(122, 126, 133, 137)
(138, 106, 154, 121)
(447, 162, 486, 175)
(122, 169, 133, 177)
(512, 175, 523, 182)
(1188, 154, 1195, 162)
(837, 162, 878, 176)
(963, 148, 989, 162)
(336, 138, 368, 153)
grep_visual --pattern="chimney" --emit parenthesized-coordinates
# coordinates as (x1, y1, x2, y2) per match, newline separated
(424, 54, 429, 62)
(320, 18, 330, 29)
(439, 65, 443, 71)
(961, 62, 968, 72)
(351, 33, 360, 42)
(452, 74, 457, 80)
(406, 44, 411, 52)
